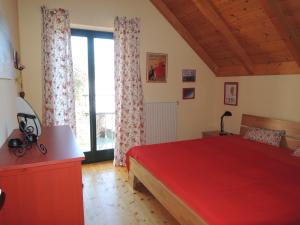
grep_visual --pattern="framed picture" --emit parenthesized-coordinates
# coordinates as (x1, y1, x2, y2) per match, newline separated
(0, 16, 15, 79)
(146, 52, 167, 83)
(224, 82, 238, 106)
(182, 88, 195, 100)
(182, 69, 196, 82)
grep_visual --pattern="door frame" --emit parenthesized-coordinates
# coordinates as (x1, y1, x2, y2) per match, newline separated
(71, 28, 114, 164)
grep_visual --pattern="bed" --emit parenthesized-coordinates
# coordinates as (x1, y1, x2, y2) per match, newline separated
(126, 114, 300, 225)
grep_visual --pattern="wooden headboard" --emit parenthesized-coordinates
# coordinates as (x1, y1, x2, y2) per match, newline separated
(240, 114, 300, 150)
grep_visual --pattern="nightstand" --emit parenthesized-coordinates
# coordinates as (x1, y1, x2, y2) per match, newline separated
(202, 130, 232, 137)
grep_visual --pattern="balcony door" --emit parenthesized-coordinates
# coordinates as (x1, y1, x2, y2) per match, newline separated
(71, 29, 114, 163)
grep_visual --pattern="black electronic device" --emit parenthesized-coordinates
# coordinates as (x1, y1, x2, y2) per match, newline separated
(8, 138, 23, 148)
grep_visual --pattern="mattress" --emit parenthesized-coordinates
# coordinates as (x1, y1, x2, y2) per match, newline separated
(127, 136, 300, 225)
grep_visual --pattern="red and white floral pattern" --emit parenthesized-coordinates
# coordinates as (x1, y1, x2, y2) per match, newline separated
(114, 17, 145, 166)
(293, 146, 300, 157)
(244, 127, 285, 147)
(41, 7, 76, 131)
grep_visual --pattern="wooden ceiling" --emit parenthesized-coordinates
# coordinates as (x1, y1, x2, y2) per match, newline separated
(150, 0, 300, 76)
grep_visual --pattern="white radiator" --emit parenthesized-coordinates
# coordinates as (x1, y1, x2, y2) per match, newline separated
(144, 102, 177, 144)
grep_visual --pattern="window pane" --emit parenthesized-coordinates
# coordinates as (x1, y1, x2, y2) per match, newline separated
(71, 36, 91, 152)
(94, 38, 115, 150)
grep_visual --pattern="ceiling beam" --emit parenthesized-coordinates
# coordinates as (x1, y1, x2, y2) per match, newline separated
(150, 0, 218, 73)
(191, 0, 254, 74)
(261, 0, 300, 67)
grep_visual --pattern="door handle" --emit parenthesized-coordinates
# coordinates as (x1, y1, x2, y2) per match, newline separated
(0, 189, 5, 210)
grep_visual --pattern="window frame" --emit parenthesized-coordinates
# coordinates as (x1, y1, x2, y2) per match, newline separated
(71, 28, 114, 163)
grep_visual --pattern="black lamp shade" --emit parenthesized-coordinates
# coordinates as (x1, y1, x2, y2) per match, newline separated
(221, 111, 232, 118)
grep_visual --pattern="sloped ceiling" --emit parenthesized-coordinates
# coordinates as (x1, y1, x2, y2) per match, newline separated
(150, 0, 300, 76)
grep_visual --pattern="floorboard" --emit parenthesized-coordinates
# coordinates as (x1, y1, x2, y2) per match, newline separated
(82, 161, 179, 225)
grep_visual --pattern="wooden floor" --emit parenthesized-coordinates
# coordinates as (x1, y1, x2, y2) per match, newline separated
(82, 161, 179, 225)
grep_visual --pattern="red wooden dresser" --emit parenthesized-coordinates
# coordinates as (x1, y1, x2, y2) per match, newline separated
(0, 126, 85, 225)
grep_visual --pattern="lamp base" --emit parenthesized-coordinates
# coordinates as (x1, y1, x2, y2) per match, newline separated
(219, 131, 228, 136)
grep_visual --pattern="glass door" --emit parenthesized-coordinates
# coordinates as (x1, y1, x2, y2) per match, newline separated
(71, 29, 114, 163)
(94, 38, 115, 151)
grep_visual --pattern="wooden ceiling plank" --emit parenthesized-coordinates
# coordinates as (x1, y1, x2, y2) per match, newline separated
(149, 0, 218, 73)
(218, 61, 300, 76)
(261, 0, 300, 67)
(217, 65, 248, 76)
(254, 61, 300, 75)
(191, 0, 254, 74)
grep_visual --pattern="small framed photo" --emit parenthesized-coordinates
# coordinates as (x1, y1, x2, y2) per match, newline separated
(224, 82, 238, 106)
(182, 88, 195, 100)
(146, 52, 167, 83)
(182, 69, 196, 82)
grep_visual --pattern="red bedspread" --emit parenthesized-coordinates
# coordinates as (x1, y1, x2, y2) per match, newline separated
(126, 136, 300, 225)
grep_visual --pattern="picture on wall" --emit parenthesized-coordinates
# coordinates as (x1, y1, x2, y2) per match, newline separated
(224, 82, 238, 106)
(182, 69, 196, 82)
(146, 52, 167, 83)
(182, 88, 195, 100)
(0, 15, 15, 79)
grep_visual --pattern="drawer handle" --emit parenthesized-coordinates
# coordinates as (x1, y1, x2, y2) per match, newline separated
(0, 189, 5, 210)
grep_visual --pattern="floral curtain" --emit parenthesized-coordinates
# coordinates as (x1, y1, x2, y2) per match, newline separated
(114, 17, 145, 166)
(41, 6, 76, 131)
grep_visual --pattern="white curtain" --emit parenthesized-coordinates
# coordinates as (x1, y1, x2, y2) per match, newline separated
(41, 6, 76, 131)
(114, 17, 145, 166)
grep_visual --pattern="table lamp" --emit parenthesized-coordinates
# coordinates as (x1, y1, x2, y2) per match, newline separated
(220, 111, 232, 135)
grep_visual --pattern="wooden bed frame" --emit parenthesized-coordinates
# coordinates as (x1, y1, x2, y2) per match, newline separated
(128, 114, 300, 225)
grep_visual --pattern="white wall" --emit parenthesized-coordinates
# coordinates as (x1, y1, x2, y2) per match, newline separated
(18, 0, 216, 140)
(0, 0, 19, 147)
(213, 75, 300, 134)
(18, 0, 300, 140)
